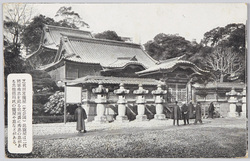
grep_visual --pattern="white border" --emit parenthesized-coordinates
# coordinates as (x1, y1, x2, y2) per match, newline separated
(0, 1, 249, 161)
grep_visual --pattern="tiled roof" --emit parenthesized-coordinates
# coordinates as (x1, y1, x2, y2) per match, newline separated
(136, 55, 208, 75)
(37, 59, 64, 71)
(193, 82, 245, 89)
(60, 35, 157, 68)
(43, 25, 93, 47)
(65, 76, 164, 86)
(26, 25, 93, 60)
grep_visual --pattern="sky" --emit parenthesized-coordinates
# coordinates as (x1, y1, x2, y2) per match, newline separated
(14, 3, 249, 44)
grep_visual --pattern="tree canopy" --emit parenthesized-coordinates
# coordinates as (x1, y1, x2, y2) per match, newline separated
(94, 30, 124, 42)
(202, 23, 245, 55)
(144, 23, 246, 83)
(22, 14, 78, 53)
(144, 33, 198, 60)
(55, 6, 89, 29)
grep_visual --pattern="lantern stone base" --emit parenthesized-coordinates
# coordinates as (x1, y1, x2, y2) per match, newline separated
(106, 115, 114, 122)
(94, 116, 108, 123)
(115, 116, 129, 123)
(227, 104, 237, 117)
(240, 112, 246, 118)
(154, 114, 166, 120)
(241, 104, 246, 118)
(136, 115, 148, 121)
(228, 112, 237, 117)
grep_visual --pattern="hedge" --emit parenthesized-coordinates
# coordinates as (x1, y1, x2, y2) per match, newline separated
(32, 115, 76, 124)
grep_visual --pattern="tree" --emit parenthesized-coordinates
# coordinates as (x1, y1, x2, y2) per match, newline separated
(55, 6, 89, 29)
(3, 4, 33, 54)
(202, 23, 245, 55)
(3, 4, 34, 123)
(94, 30, 124, 42)
(144, 33, 196, 60)
(204, 47, 244, 82)
(202, 23, 246, 82)
(28, 70, 59, 116)
(22, 14, 78, 53)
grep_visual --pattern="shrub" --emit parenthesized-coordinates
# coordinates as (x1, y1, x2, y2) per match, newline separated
(44, 91, 65, 115)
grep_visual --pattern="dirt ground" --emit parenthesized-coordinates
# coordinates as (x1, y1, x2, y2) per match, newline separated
(5, 117, 248, 158)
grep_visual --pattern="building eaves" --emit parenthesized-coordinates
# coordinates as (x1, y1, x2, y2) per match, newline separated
(65, 76, 164, 86)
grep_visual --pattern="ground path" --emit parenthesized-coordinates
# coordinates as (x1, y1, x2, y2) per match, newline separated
(32, 117, 246, 140)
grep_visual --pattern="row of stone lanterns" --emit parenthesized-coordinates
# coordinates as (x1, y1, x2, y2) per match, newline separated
(92, 82, 167, 123)
(226, 87, 246, 118)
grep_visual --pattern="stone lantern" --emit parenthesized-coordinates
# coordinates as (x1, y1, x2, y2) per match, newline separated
(114, 83, 130, 122)
(92, 82, 109, 123)
(239, 87, 246, 118)
(133, 84, 148, 121)
(152, 84, 167, 120)
(226, 87, 239, 117)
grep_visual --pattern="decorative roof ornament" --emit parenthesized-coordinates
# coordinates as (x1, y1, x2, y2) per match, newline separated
(114, 83, 130, 95)
(152, 84, 167, 95)
(226, 87, 239, 97)
(133, 84, 148, 95)
(92, 82, 109, 94)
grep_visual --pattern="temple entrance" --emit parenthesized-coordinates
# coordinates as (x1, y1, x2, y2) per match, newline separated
(167, 83, 187, 103)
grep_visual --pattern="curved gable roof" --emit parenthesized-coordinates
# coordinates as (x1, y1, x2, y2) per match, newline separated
(58, 35, 157, 68)
(136, 55, 209, 76)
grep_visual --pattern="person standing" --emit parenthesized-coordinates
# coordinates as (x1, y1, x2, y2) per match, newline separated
(208, 102, 215, 119)
(74, 104, 87, 133)
(172, 101, 181, 126)
(181, 102, 189, 125)
(194, 102, 202, 124)
(188, 101, 195, 119)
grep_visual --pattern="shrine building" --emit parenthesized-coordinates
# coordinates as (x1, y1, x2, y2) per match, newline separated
(26, 25, 213, 121)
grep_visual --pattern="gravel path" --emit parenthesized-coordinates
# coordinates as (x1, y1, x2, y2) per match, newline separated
(5, 118, 247, 158)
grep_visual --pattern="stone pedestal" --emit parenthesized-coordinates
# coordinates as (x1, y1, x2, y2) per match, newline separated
(92, 83, 109, 123)
(94, 115, 108, 122)
(152, 84, 167, 120)
(136, 114, 148, 121)
(226, 87, 239, 118)
(240, 87, 246, 118)
(228, 103, 237, 117)
(114, 83, 130, 122)
(134, 84, 149, 121)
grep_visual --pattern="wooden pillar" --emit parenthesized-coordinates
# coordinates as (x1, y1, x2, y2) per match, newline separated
(64, 82, 67, 124)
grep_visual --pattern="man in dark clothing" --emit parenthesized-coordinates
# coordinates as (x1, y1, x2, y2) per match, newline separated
(188, 101, 195, 119)
(194, 102, 202, 124)
(181, 102, 189, 125)
(208, 102, 215, 119)
(172, 101, 181, 126)
(74, 104, 87, 133)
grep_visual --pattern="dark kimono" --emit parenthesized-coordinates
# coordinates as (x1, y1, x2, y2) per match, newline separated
(194, 104, 202, 123)
(181, 104, 189, 124)
(188, 103, 195, 119)
(208, 103, 215, 118)
(74, 106, 87, 131)
(172, 104, 181, 125)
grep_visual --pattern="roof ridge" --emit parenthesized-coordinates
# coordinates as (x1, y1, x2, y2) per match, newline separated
(159, 55, 186, 64)
(63, 34, 142, 48)
(45, 24, 91, 34)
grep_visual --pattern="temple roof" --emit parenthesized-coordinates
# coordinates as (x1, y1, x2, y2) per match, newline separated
(136, 55, 209, 76)
(43, 25, 93, 48)
(26, 25, 93, 59)
(65, 76, 164, 86)
(54, 35, 157, 68)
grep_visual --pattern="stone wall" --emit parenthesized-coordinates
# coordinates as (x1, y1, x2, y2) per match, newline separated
(192, 82, 245, 117)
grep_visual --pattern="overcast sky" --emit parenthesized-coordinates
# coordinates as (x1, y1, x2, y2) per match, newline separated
(30, 3, 247, 44)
